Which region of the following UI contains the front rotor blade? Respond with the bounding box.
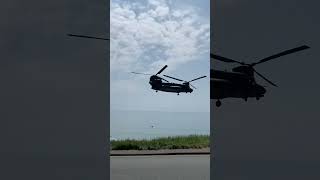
[253,69,278,87]
[163,75,184,82]
[211,53,245,65]
[131,72,152,75]
[67,34,109,41]
[188,75,207,83]
[252,45,310,66]
[156,65,168,75]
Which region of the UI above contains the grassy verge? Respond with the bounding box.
[111,135,209,150]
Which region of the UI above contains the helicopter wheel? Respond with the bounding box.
[156,90,158,92]
[177,93,179,95]
[244,98,248,102]
[216,100,221,107]
[256,97,260,100]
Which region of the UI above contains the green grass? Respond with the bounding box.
[111,135,210,150]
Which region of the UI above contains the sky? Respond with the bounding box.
[211,0,320,179]
[110,0,210,112]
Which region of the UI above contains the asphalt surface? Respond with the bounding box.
[111,155,210,180]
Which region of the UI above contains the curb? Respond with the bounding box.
[110,149,210,156]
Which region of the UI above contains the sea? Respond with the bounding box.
[110,110,210,140]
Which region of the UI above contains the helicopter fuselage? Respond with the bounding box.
[149,75,193,93]
[210,69,266,100]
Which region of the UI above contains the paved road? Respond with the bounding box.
[111,155,210,180]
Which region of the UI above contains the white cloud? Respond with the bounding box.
[110,0,210,74]
[148,0,166,7]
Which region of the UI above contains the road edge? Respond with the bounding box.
[110,148,210,156]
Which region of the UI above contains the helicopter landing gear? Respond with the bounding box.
[244,97,248,102]
[177,93,180,95]
[156,90,158,92]
[256,96,260,100]
[216,100,222,107]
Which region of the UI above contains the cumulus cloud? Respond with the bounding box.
[110,0,210,74]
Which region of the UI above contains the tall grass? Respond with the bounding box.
[111,135,209,150]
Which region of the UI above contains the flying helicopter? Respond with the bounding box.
[132,65,206,95]
[67,34,207,95]
[211,45,310,107]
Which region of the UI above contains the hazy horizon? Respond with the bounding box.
[111,109,210,140]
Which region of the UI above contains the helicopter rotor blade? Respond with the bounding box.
[188,75,207,83]
[67,34,110,41]
[253,68,278,87]
[156,65,168,75]
[163,75,184,82]
[211,53,246,65]
[190,83,197,89]
[159,77,170,82]
[131,72,153,75]
[252,45,310,66]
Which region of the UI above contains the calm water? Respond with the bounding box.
[110,110,210,140]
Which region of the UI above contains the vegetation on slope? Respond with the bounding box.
[111,135,209,150]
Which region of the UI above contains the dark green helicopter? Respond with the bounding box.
[211,45,310,107]
[132,65,206,95]
[67,34,206,95]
